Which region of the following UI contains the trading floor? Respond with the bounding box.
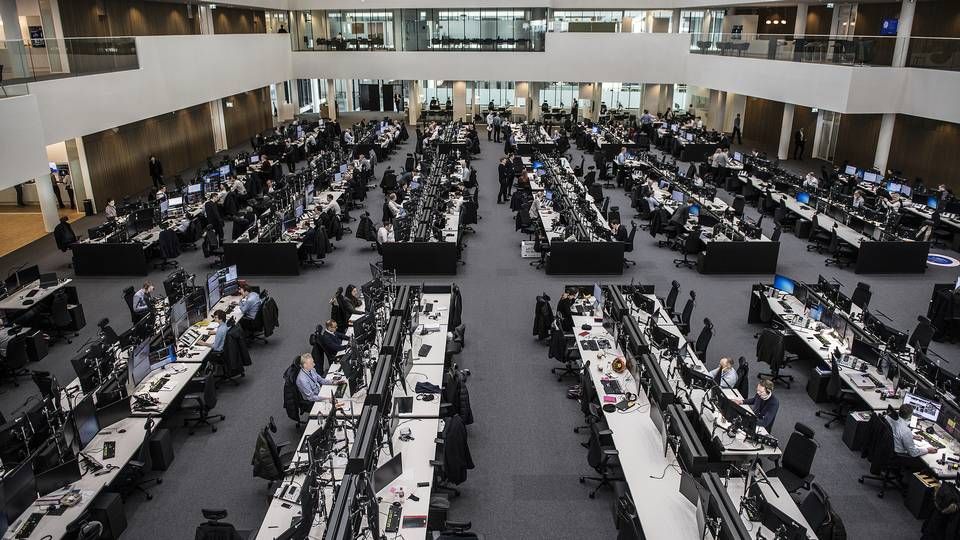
[0,129,957,540]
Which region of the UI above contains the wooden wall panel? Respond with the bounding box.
[854,2,899,66]
[223,88,274,149]
[212,7,266,35]
[742,96,785,154]
[833,114,882,170]
[59,0,199,37]
[912,0,960,38]
[888,115,960,191]
[83,104,214,205]
[806,5,833,36]
[790,106,818,162]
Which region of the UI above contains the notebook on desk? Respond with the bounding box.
[849,374,876,389]
[601,379,624,395]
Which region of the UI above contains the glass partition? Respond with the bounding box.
[400,9,546,51]
[908,37,960,72]
[0,37,138,87]
[690,33,896,67]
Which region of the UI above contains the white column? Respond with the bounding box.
[198,5,214,35]
[671,9,681,34]
[778,104,795,161]
[407,80,420,125]
[327,79,338,120]
[659,84,675,114]
[892,0,916,68]
[874,113,896,173]
[35,175,60,232]
[310,79,321,113]
[209,98,228,152]
[641,84,661,115]
[707,90,726,131]
[794,4,808,35]
[65,138,92,212]
[452,81,467,122]
[514,81,530,120]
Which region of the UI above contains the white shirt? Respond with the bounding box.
[377,226,395,244]
[388,200,402,217]
[804,175,819,189]
[105,204,117,219]
[323,200,341,216]
[344,132,354,144]
[886,416,925,458]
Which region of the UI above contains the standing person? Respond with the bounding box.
[497,157,511,204]
[793,128,806,160]
[50,173,65,209]
[394,94,401,112]
[63,172,76,210]
[732,113,743,145]
[148,155,164,189]
[485,111,495,141]
[14,183,25,207]
[104,198,118,220]
[571,99,579,121]
[492,113,502,143]
[132,281,155,322]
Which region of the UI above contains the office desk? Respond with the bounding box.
[3,417,150,540]
[725,476,818,540]
[570,312,703,540]
[0,279,73,314]
[374,418,441,539]
[382,207,462,275]
[913,420,960,480]
[131,362,203,417]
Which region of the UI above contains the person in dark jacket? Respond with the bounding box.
[148,155,164,189]
[53,216,78,252]
[556,288,576,332]
[442,414,474,485]
[497,157,511,204]
[204,194,224,243]
[319,319,349,360]
[734,379,779,432]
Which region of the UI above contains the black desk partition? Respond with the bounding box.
[72,243,149,276]
[698,241,780,274]
[223,242,301,276]
[856,240,929,274]
[547,241,624,275]
[382,242,459,275]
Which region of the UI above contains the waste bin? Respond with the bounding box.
[83,198,95,216]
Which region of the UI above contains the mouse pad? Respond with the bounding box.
[402,516,427,528]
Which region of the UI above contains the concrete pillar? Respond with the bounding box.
[344,81,355,112]
[66,138,93,212]
[644,11,655,33]
[452,81,467,123]
[514,81,530,121]
[671,9,681,34]
[586,83,602,122]
[528,82,541,121]
[209,98,228,152]
[198,5,214,34]
[778,104,795,160]
[35,175,60,232]
[0,0,26,78]
[892,0,916,68]
[407,80,420,125]
[311,79,321,113]
[794,3,808,35]
[701,11,713,41]
[707,90,726,131]
[874,113,896,173]
[658,84,675,114]
[641,84,661,116]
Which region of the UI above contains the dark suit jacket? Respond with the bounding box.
[149,160,163,178]
[613,226,628,242]
[204,200,223,227]
[319,330,348,356]
[669,204,690,226]
[742,393,780,432]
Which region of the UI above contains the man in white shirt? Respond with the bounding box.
[377,220,395,244]
[387,193,404,219]
[887,404,938,471]
[322,194,341,216]
[852,190,865,209]
[156,186,167,200]
[104,199,118,220]
[709,357,739,389]
[343,131,355,145]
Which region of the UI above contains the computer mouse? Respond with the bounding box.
[22,300,33,305]
[118,428,126,434]
[927,426,936,434]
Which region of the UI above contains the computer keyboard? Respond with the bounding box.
[920,431,945,450]
[814,334,832,347]
[867,374,884,388]
[417,344,432,357]
[149,375,171,393]
[385,504,402,533]
[16,513,43,539]
[24,289,40,298]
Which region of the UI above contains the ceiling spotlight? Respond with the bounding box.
[766,20,772,25]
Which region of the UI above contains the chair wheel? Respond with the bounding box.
[189,430,195,435]
[146,494,153,500]
[858,478,864,484]
[157,478,163,484]
[815,412,821,417]
[878,492,884,498]
[212,426,217,432]
[579,477,585,483]
[588,492,596,499]
[573,428,579,433]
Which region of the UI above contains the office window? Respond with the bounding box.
[601,82,643,110]
[622,10,674,33]
[399,9,545,51]
[552,10,624,32]
[473,81,515,107]
[297,79,313,110]
[542,82,579,108]
[421,80,452,106]
[327,10,394,49]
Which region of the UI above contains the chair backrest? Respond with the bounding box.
[783,422,817,479]
[665,281,680,312]
[625,223,637,253]
[851,282,871,309]
[51,292,72,327]
[826,357,842,398]
[695,318,713,357]
[202,375,218,409]
[828,230,840,252]
[733,196,745,213]
[771,226,782,242]
[123,286,135,314]
[798,483,830,533]
[910,317,935,350]
[736,357,750,397]
[684,230,700,252]
[4,337,30,369]
[681,292,696,326]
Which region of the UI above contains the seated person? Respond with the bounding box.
[610,220,628,242]
[669,197,695,226]
[887,403,938,471]
[733,379,779,432]
[319,319,349,358]
[295,353,342,402]
[238,283,262,333]
[322,194,341,216]
[556,288,577,332]
[709,357,738,389]
[132,281,155,321]
[53,216,78,252]
[340,284,365,315]
[377,220,395,244]
[199,309,229,356]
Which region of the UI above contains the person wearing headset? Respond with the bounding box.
[709,357,738,389]
[295,353,342,402]
[199,310,229,354]
[733,379,779,432]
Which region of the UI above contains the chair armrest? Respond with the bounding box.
[597,429,613,437]
[182,392,203,402]
[601,447,619,457]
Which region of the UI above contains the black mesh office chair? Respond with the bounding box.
[45,291,76,345]
[623,221,637,267]
[756,328,793,389]
[672,291,696,336]
[0,337,31,387]
[732,195,745,218]
[579,421,624,499]
[909,316,935,353]
[851,282,872,310]
[816,357,859,428]
[735,357,750,397]
[858,412,906,498]
[673,230,700,270]
[194,509,244,540]
[550,321,581,381]
[113,419,162,501]
[181,375,225,435]
[798,483,833,537]
[824,229,856,268]
[768,422,818,493]
[806,215,832,253]
[659,280,681,317]
[574,360,602,436]
[774,203,798,232]
[693,318,714,360]
[771,225,782,242]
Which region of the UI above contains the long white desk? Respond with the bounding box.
[0,279,73,314]
[725,475,817,540]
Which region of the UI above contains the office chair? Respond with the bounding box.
[194,509,245,540]
[816,357,859,428]
[245,307,269,345]
[0,337,31,387]
[824,229,856,268]
[673,230,700,270]
[851,282,871,310]
[770,226,782,242]
[930,212,953,248]
[181,375,225,435]
[623,222,637,267]
[693,318,714,360]
[774,203,797,232]
[45,291,77,345]
[202,227,224,268]
[550,322,581,381]
[671,291,696,336]
[432,521,485,540]
[798,483,833,537]
[155,228,181,270]
[301,229,326,268]
[768,422,818,493]
[735,357,750,397]
[635,197,653,228]
[530,236,550,270]
[909,316,935,353]
[574,360,602,436]
[806,215,832,253]
[253,417,294,489]
[113,419,162,501]
[123,286,137,324]
[659,280,681,317]
[731,195,746,219]
[756,328,794,389]
[445,324,467,370]
[858,413,906,498]
[579,421,624,499]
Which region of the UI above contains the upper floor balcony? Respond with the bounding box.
[0,37,138,98]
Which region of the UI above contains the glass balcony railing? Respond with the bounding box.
[907,37,960,72]
[689,33,897,67]
[0,37,138,90]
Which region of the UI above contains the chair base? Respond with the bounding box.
[825,256,853,268]
[579,472,624,499]
[673,257,696,269]
[815,407,845,428]
[623,257,636,267]
[183,412,226,435]
[552,362,579,381]
[858,470,905,498]
[758,370,794,389]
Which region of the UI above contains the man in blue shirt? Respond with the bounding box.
[132,281,155,323]
[295,353,341,402]
[200,310,229,354]
[238,283,261,333]
[887,403,938,471]
[733,379,779,432]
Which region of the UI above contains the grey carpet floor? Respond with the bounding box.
[1,129,957,539]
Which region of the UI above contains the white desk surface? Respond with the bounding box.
[0,279,73,312]
[571,312,703,540]
[725,476,818,540]
[3,417,150,540]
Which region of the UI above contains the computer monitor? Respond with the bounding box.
[373,452,403,493]
[927,196,939,210]
[900,185,912,197]
[39,273,58,288]
[167,196,183,208]
[170,298,188,338]
[717,390,758,435]
[159,199,169,214]
[886,182,902,194]
[219,165,231,177]
[282,218,295,230]
[129,339,152,388]
[844,165,857,176]
[671,190,685,203]
[733,151,743,162]
[532,161,544,170]
[671,124,679,133]
[904,392,941,422]
[187,183,202,194]
[808,304,824,322]
[796,192,810,204]
[3,460,37,523]
[222,265,239,295]
[207,272,222,312]
[862,171,880,184]
[16,265,40,286]
[593,283,603,307]
[295,204,304,219]
[96,397,132,429]
[592,127,599,134]
[773,274,796,295]
[685,133,694,142]
[73,394,100,449]
[35,458,82,496]
[249,155,260,164]
[335,172,343,183]
[689,204,700,217]
[150,344,176,371]
[340,164,348,174]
